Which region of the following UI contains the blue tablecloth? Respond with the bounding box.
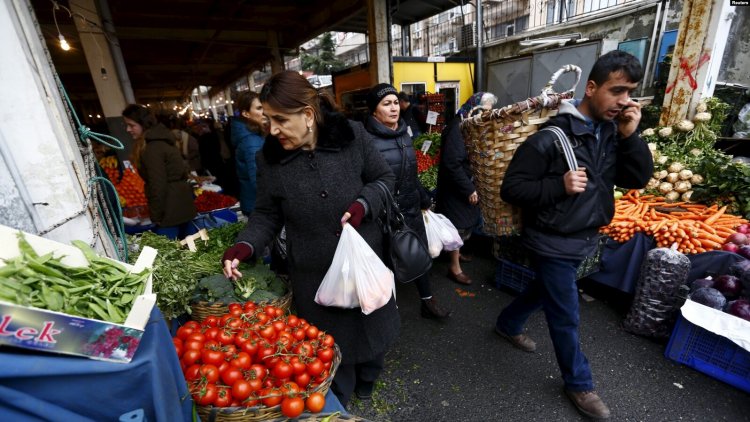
[0,307,193,422]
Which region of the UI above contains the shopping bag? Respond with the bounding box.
[423,210,464,253]
[315,224,395,315]
[423,211,445,258]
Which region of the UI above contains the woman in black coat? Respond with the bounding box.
[436,92,497,283]
[221,71,399,407]
[364,83,451,320]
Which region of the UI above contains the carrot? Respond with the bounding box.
[703,206,728,225]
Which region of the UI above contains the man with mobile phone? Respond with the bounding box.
[493,51,653,419]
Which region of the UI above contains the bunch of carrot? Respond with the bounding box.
[600,190,748,254]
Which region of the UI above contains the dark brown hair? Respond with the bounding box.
[122,104,157,130]
[259,71,337,126]
[236,90,263,133]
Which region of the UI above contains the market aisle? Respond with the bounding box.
[348,236,750,422]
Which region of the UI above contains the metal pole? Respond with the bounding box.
[476,0,484,92]
[96,0,135,104]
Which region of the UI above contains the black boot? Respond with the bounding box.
[421,297,452,319]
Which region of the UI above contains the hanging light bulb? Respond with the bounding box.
[58,34,71,51]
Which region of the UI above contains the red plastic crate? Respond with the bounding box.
[665,315,750,393]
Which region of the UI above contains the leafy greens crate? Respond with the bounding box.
[0,224,156,363]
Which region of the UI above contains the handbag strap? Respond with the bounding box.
[540,125,578,172]
[374,180,405,235]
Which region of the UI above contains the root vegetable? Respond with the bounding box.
[674,180,691,193]
[668,162,685,173]
[654,170,668,180]
[675,120,695,132]
[642,128,655,136]
[693,112,712,123]
[665,191,680,202]
[678,169,693,180]
[658,127,673,137]
[690,174,704,184]
[681,191,693,202]
[658,182,674,194]
[666,173,680,183]
[657,156,669,165]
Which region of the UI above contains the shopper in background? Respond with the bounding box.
[169,117,202,174]
[230,91,266,215]
[494,51,652,419]
[122,104,197,239]
[436,92,497,285]
[397,91,427,139]
[365,83,451,320]
[220,71,400,407]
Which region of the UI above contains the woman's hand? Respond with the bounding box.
[468,191,479,205]
[221,243,253,280]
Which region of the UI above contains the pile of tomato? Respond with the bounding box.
[194,191,238,213]
[172,302,334,418]
[416,150,440,173]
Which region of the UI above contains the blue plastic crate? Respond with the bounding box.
[665,315,750,393]
[493,258,535,294]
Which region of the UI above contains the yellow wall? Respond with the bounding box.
[392,61,475,107]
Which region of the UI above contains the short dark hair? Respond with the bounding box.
[588,50,643,85]
[397,91,410,102]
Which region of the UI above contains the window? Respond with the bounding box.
[400,83,426,96]
[547,0,576,24]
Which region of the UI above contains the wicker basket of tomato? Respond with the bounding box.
[173,302,341,421]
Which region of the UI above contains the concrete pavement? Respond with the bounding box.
[347,236,750,421]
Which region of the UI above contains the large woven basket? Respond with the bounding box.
[197,344,342,422]
[190,276,293,322]
[460,65,582,236]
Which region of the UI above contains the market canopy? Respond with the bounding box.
[29,0,462,103]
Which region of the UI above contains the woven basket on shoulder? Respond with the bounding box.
[460,64,582,236]
[197,344,342,422]
[190,276,293,322]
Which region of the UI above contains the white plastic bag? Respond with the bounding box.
[315,224,395,315]
[423,210,464,254]
[424,213,444,258]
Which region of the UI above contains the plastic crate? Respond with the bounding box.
[665,315,750,393]
[493,258,535,294]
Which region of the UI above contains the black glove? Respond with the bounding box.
[221,242,254,264]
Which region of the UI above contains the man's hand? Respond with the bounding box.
[618,99,642,138]
[468,191,479,205]
[564,167,588,195]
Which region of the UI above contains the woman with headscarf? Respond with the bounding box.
[220,71,400,406]
[364,83,452,320]
[436,92,497,284]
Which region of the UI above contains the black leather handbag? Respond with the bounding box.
[375,180,433,283]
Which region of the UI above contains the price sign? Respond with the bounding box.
[426,111,439,125]
[420,140,432,154]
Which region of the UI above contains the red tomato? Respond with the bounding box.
[243,301,257,312]
[286,315,300,327]
[193,383,218,406]
[320,334,335,348]
[229,307,243,318]
[247,364,268,381]
[230,351,252,370]
[261,388,283,407]
[201,348,225,366]
[203,339,221,349]
[290,357,307,375]
[291,328,306,342]
[305,325,319,340]
[181,349,201,366]
[231,380,253,401]
[203,327,220,340]
[240,338,259,356]
[183,340,204,351]
[279,381,300,398]
[184,320,201,330]
[317,347,334,363]
[306,358,324,377]
[176,325,196,341]
[214,386,232,407]
[173,343,184,358]
[256,344,276,363]
[294,341,314,358]
[228,303,243,313]
[255,312,270,324]
[186,332,206,343]
[247,377,263,393]
[294,372,311,388]
[220,367,244,386]
[217,330,235,345]
[272,320,287,333]
[226,318,243,330]
[223,344,238,359]
[184,364,202,381]
[272,361,294,379]
[201,315,220,328]
[281,397,305,418]
[258,324,276,341]
[199,364,220,384]
[314,369,329,384]
[306,392,326,413]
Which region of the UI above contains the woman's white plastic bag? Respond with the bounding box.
[423,210,464,253]
[315,224,395,315]
[424,212,444,258]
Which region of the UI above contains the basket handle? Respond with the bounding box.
[541,65,582,103]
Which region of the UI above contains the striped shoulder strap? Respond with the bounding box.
[540,125,578,172]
